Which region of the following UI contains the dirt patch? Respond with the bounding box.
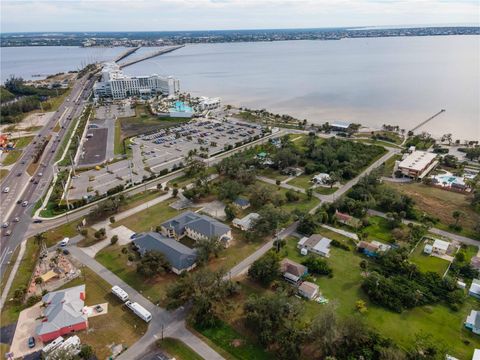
[387,182,480,231]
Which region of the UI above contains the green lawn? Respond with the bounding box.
[381,154,402,177]
[61,267,147,360]
[409,241,451,275]
[157,338,203,360]
[114,118,123,155]
[96,243,176,304]
[193,321,273,360]
[0,169,9,180]
[276,235,480,359]
[2,150,22,166]
[257,168,289,182]
[362,216,398,243]
[41,221,80,247]
[0,240,40,325]
[286,174,312,189]
[314,186,338,195]
[254,180,320,214]
[112,198,181,232]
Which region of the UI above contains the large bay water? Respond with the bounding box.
[2,36,479,139]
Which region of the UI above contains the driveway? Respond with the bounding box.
[10,302,42,358]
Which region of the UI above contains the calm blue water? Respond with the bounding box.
[2,36,479,139]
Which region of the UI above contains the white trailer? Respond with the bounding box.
[125,301,152,322]
[42,336,64,354]
[111,285,129,302]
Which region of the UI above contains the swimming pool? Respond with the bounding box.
[435,174,465,186]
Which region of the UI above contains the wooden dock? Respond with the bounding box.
[410,109,446,133]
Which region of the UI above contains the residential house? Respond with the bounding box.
[297,235,332,258]
[431,239,450,255]
[474,349,480,360]
[334,211,361,228]
[232,198,250,210]
[133,232,198,274]
[469,279,480,299]
[161,211,232,246]
[465,310,480,335]
[357,240,391,257]
[280,258,308,285]
[298,281,319,300]
[311,173,331,185]
[36,285,88,342]
[232,213,260,232]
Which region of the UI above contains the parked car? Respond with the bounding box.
[22,201,28,207]
[28,337,35,348]
[94,305,103,313]
[2,222,9,228]
[2,187,9,193]
[33,219,43,224]
[13,217,20,223]
[62,249,70,255]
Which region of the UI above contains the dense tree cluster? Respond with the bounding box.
[301,256,333,276]
[136,251,171,277]
[248,204,289,240]
[362,249,463,312]
[248,251,280,285]
[165,269,238,328]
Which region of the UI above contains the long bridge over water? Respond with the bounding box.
[118,45,185,69]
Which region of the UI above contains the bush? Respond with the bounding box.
[26,295,42,307]
[111,235,119,245]
[285,190,300,202]
[331,239,350,251]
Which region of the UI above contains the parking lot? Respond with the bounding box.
[67,118,265,200]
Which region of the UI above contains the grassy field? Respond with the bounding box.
[0,240,40,326]
[255,180,320,213]
[193,322,273,360]
[41,221,80,247]
[355,131,403,145]
[112,198,181,232]
[96,243,177,304]
[286,174,312,189]
[386,182,480,240]
[314,186,338,195]
[157,338,203,360]
[62,267,147,359]
[257,168,289,182]
[275,234,480,359]
[118,104,188,138]
[0,169,9,180]
[381,154,402,177]
[409,241,451,275]
[0,245,20,296]
[114,118,123,155]
[2,150,22,166]
[362,216,398,243]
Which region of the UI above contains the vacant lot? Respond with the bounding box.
[386,182,480,239]
[118,104,188,138]
[112,198,180,233]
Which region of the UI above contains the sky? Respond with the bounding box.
[1,0,479,33]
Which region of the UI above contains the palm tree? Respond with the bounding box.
[35,277,44,291]
[34,232,46,245]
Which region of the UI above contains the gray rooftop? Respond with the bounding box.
[36,285,87,336]
[162,211,230,239]
[134,232,197,271]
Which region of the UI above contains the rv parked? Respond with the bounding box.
[111,285,129,302]
[125,301,152,322]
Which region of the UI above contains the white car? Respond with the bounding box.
[2,222,9,228]
[2,187,9,193]
[22,201,28,207]
[59,237,70,247]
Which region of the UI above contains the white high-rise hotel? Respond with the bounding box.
[93,62,180,99]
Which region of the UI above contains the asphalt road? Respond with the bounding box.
[0,75,97,276]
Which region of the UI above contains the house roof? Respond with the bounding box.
[36,285,87,337]
[331,121,351,129]
[358,241,379,253]
[474,349,480,360]
[471,256,480,270]
[299,281,319,297]
[232,213,260,230]
[233,198,250,207]
[280,258,307,277]
[162,211,230,239]
[432,239,450,251]
[398,151,437,172]
[299,235,331,254]
[335,211,352,222]
[134,232,197,271]
[470,279,480,295]
[467,310,480,329]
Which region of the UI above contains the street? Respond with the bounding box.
[0,75,97,275]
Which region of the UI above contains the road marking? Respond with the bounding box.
[0,247,10,266]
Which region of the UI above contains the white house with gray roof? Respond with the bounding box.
[133,232,198,274]
[161,211,232,247]
[465,310,480,335]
